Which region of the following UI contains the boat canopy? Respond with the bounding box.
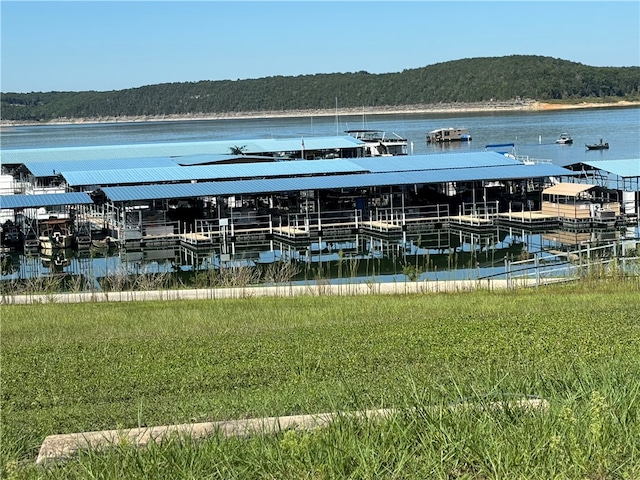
[542,183,596,197]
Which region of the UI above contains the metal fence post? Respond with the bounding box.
[505,257,511,288]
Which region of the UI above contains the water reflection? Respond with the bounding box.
[2,223,637,293]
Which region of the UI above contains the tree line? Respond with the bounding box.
[2,55,639,122]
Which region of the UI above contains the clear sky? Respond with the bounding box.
[1,1,639,93]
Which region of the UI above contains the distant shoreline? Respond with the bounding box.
[1,100,638,127]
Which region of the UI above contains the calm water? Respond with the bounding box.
[2,107,639,287]
[3,106,640,165]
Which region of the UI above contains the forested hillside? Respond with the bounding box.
[2,55,639,122]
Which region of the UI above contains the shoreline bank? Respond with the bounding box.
[2,100,638,128]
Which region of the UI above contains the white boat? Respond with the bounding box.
[345,130,408,156]
[39,218,75,250]
[426,127,472,143]
[555,133,573,144]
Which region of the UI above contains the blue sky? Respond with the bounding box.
[1,1,639,93]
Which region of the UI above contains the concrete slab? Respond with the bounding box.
[37,399,549,465]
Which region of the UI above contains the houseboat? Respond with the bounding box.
[345,130,408,156]
[426,127,472,143]
[39,218,75,251]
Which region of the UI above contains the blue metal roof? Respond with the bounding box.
[24,157,179,177]
[349,151,520,173]
[173,154,277,166]
[61,152,536,187]
[563,159,640,178]
[101,163,575,202]
[0,136,364,165]
[22,155,282,177]
[62,159,369,187]
[0,192,93,209]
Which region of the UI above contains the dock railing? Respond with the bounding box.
[230,213,272,235]
[451,201,499,227]
[402,204,450,223]
[275,209,362,238]
[365,204,450,231]
[459,201,500,219]
[494,242,640,288]
[314,209,361,230]
[277,213,310,237]
[367,207,402,230]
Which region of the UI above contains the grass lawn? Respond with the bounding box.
[2,278,640,479]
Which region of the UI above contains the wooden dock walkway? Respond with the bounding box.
[180,232,213,248]
[449,215,494,227]
[496,211,560,227]
[361,220,403,232]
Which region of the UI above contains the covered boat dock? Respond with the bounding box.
[57,152,577,249]
[560,159,640,222]
[1,138,587,253]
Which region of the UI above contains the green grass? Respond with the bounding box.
[2,278,640,478]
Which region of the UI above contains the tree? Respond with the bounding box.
[229,145,247,155]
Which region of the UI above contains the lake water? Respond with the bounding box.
[3,106,640,164]
[2,107,639,289]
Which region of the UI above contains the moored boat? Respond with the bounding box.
[39,218,75,250]
[1,220,23,249]
[345,129,408,156]
[555,133,573,144]
[426,127,472,143]
[586,139,609,150]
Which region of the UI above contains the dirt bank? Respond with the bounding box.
[2,100,638,127]
[532,100,640,111]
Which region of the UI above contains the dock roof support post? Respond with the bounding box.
[483,184,487,220]
[317,192,321,232]
[472,181,477,217]
[121,203,126,237]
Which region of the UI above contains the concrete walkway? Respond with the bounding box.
[2,278,555,305]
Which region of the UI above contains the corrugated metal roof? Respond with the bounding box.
[101,163,575,202]
[563,159,640,178]
[0,136,364,165]
[23,155,282,177]
[0,192,93,209]
[542,183,597,196]
[349,151,520,172]
[63,159,368,187]
[24,157,178,177]
[61,152,541,187]
[174,154,277,166]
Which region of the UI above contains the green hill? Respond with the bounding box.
[2,55,639,122]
